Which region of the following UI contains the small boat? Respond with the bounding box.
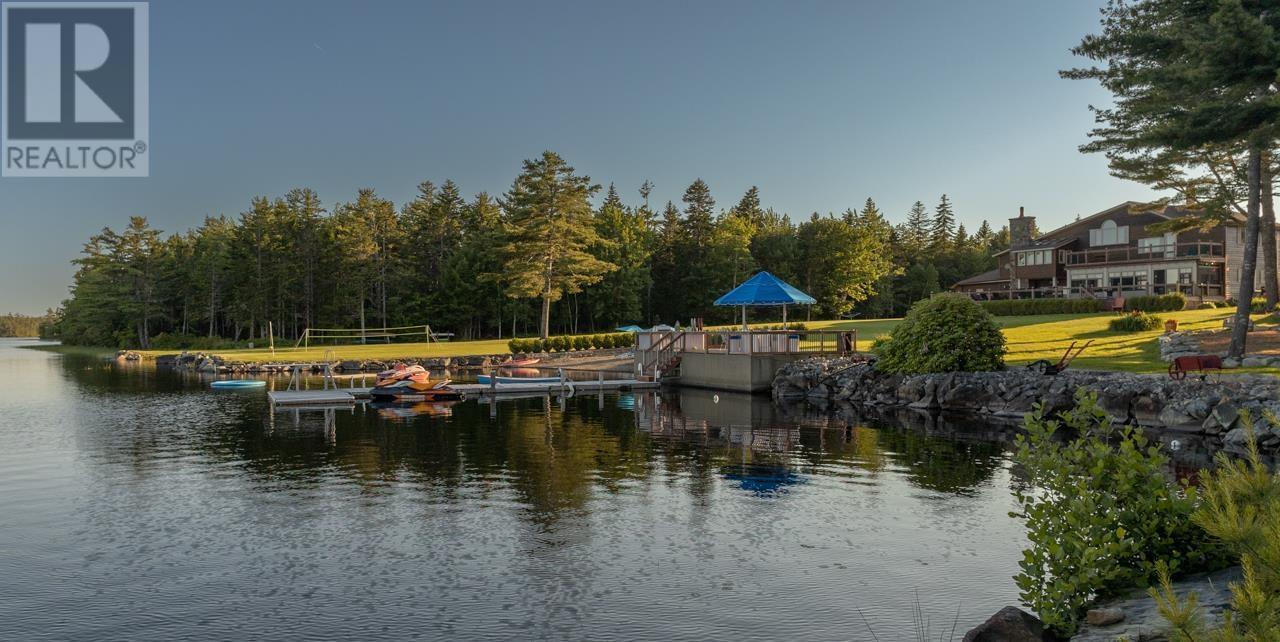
[476,374,566,386]
[211,379,267,390]
[496,357,540,368]
[370,364,463,401]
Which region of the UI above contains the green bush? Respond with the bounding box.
[148,332,254,351]
[1012,392,1216,637]
[1109,311,1163,332]
[507,338,523,353]
[978,298,1106,316]
[614,333,635,348]
[1126,293,1187,313]
[570,335,587,351]
[601,334,616,348]
[876,293,1005,374]
[1197,302,1217,310]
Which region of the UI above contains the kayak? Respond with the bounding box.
[496,358,541,368]
[211,380,266,390]
[476,374,565,385]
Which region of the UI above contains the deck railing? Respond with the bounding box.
[636,329,856,377]
[1064,242,1225,267]
[964,284,1225,301]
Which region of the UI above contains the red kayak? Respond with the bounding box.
[497,358,540,368]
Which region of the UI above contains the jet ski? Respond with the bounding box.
[370,364,463,401]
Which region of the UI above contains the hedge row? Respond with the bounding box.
[1124,292,1187,312]
[508,333,636,354]
[978,298,1106,316]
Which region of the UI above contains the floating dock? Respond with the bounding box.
[268,378,658,407]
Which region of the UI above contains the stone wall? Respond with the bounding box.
[773,357,1280,456]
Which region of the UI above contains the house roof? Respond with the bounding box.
[993,236,1076,257]
[953,268,1008,286]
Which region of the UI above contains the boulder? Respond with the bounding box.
[1084,608,1124,627]
[962,606,1049,642]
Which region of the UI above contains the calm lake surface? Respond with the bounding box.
[0,339,1028,641]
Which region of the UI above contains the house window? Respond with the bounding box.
[1016,249,1054,266]
[1108,270,1148,288]
[1138,233,1176,257]
[1089,219,1129,246]
[1070,273,1103,289]
[1177,268,1192,285]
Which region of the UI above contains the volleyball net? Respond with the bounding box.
[294,324,448,349]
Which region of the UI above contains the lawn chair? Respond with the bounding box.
[1026,340,1094,375]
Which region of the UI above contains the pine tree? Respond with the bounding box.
[498,151,616,339]
[930,194,956,251]
[902,200,930,256]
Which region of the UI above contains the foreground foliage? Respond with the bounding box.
[875,293,1005,374]
[1154,417,1280,641]
[1012,393,1216,637]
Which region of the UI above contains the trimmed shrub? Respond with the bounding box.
[1109,311,1162,332]
[1125,292,1186,313]
[601,334,616,348]
[1197,302,1217,310]
[570,335,587,351]
[507,338,523,353]
[978,298,1105,316]
[876,293,1005,374]
[615,332,635,348]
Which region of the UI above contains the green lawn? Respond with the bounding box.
[126,307,1274,375]
[804,308,1263,373]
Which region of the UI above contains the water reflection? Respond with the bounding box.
[0,341,1029,641]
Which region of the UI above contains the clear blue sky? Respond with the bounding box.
[0,0,1154,315]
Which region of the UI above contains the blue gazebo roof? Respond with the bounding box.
[713,271,816,307]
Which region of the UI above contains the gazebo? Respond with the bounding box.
[713,271,816,330]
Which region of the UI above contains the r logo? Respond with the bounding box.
[6,6,134,138]
[2,2,148,176]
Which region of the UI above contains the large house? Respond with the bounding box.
[951,202,1267,304]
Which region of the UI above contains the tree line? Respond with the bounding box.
[49,150,1007,348]
[0,313,53,337]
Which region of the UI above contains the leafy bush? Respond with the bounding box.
[614,332,635,348]
[601,334,616,348]
[1109,311,1163,332]
[876,293,1005,374]
[507,338,523,354]
[1197,302,1218,310]
[570,335,586,351]
[1123,292,1186,312]
[1012,392,1216,637]
[1153,415,1280,641]
[749,322,809,331]
[978,298,1106,316]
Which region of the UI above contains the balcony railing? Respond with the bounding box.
[1064,242,1224,266]
[963,284,1225,301]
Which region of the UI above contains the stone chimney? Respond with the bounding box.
[1009,206,1036,249]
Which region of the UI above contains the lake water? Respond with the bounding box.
[0,339,1028,641]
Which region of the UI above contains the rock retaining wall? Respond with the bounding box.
[773,357,1280,456]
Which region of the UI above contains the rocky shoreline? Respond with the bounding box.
[773,357,1280,457]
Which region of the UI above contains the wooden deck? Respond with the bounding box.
[268,378,658,407]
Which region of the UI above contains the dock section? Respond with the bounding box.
[268,378,657,408]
